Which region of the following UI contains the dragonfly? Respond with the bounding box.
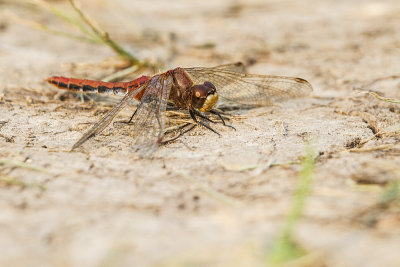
[46,62,312,157]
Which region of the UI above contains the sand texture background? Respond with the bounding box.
[0,0,400,266]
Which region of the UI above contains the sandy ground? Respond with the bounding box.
[1,0,400,266]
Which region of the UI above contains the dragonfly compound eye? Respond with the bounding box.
[192,84,209,99]
[191,82,219,112]
[204,81,216,91]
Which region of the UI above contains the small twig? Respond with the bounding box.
[0,158,50,173]
[68,0,140,65]
[17,0,143,66]
[355,88,400,104]
[27,0,100,41]
[349,144,394,153]
[368,92,400,104]
[0,175,47,191]
[7,10,98,43]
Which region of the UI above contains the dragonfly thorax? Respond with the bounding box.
[191,81,218,112]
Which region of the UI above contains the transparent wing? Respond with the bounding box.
[72,84,147,150]
[184,65,312,106]
[210,62,247,73]
[129,73,173,157]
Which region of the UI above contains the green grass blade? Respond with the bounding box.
[28,0,101,42]
[268,142,316,264]
[0,158,50,174]
[68,0,140,65]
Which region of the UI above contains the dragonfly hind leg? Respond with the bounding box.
[162,123,196,144]
[127,108,138,123]
[127,101,178,124]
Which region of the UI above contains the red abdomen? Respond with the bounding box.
[46,76,150,99]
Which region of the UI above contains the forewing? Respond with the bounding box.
[72,84,146,150]
[184,66,312,106]
[211,62,247,73]
[129,73,173,157]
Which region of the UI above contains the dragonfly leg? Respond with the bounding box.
[166,106,180,111]
[114,106,139,125]
[166,102,177,109]
[194,109,235,131]
[162,123,196,144]
[193,109,215,123]
[189,109,220,136]
[209,110,236,130]
[128,101,173,124]
[122,101,163,125]
[127,107,138,123]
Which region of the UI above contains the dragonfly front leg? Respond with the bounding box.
[209,109,236,130]
[189,109,220,136]
[193,109,236,131]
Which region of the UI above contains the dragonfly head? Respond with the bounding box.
[191,81,218,112]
